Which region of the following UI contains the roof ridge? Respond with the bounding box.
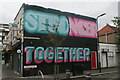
[106,24,118,32]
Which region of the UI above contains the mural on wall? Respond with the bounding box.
[25,47,91,64]
[24,10,97,38]
[23,9,97,69]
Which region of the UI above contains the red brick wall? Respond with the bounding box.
[99,33,117,43]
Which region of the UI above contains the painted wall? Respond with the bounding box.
[24,10,97,38]
[25,47,91,64]
[23,8,98,76]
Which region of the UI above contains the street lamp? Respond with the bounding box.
[96,13,106,30]
[97,13,106,19]
[96,13,106,73]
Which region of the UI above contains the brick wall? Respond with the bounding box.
[98,24,117,44]
[99,32,117,43]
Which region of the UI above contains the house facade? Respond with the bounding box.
[98,24,118,68]
[0,24,9,51]
[0,24,9,65]
[0,23,9,79]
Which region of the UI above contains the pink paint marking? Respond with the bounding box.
[63,49,69,62]
[68,17,97,38]
[25,48,32,64]
[64,52,68,62]
[44,50,53,63]
[64,60,68,62]
[55,49,63,63]
[69,48,75,62]
[55,60,63,63]
[69,48,72,62]
[34,50,43,63]
[72,58,77,62]
[77,59,84,62]
[86,50,91,61]
[86,59,90,61]
[77,49,84,62]
[59,50,65,53]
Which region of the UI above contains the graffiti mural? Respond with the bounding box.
[25,47,91,64]
[24,10,97,38]
[24,10,69,36]
[23,8,98,75]
[68,17,97,38]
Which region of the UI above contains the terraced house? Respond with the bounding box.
[98,24,119,68]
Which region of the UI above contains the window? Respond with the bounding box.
[108,51,114,57]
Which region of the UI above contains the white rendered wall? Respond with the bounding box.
[99,43,118,68]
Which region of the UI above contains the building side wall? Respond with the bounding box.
[22,6,98,76]
[12,6,24,76]
[107,33,117,43]
[99,33,117,44]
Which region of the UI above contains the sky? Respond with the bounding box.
[0,0,119,30]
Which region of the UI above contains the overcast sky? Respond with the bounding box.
[0,0,119,30]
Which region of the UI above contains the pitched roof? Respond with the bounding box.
[98,24,118,36]
[109,25,118,32]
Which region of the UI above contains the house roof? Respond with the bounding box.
[98,24,118,36]
[109,25,118,32]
